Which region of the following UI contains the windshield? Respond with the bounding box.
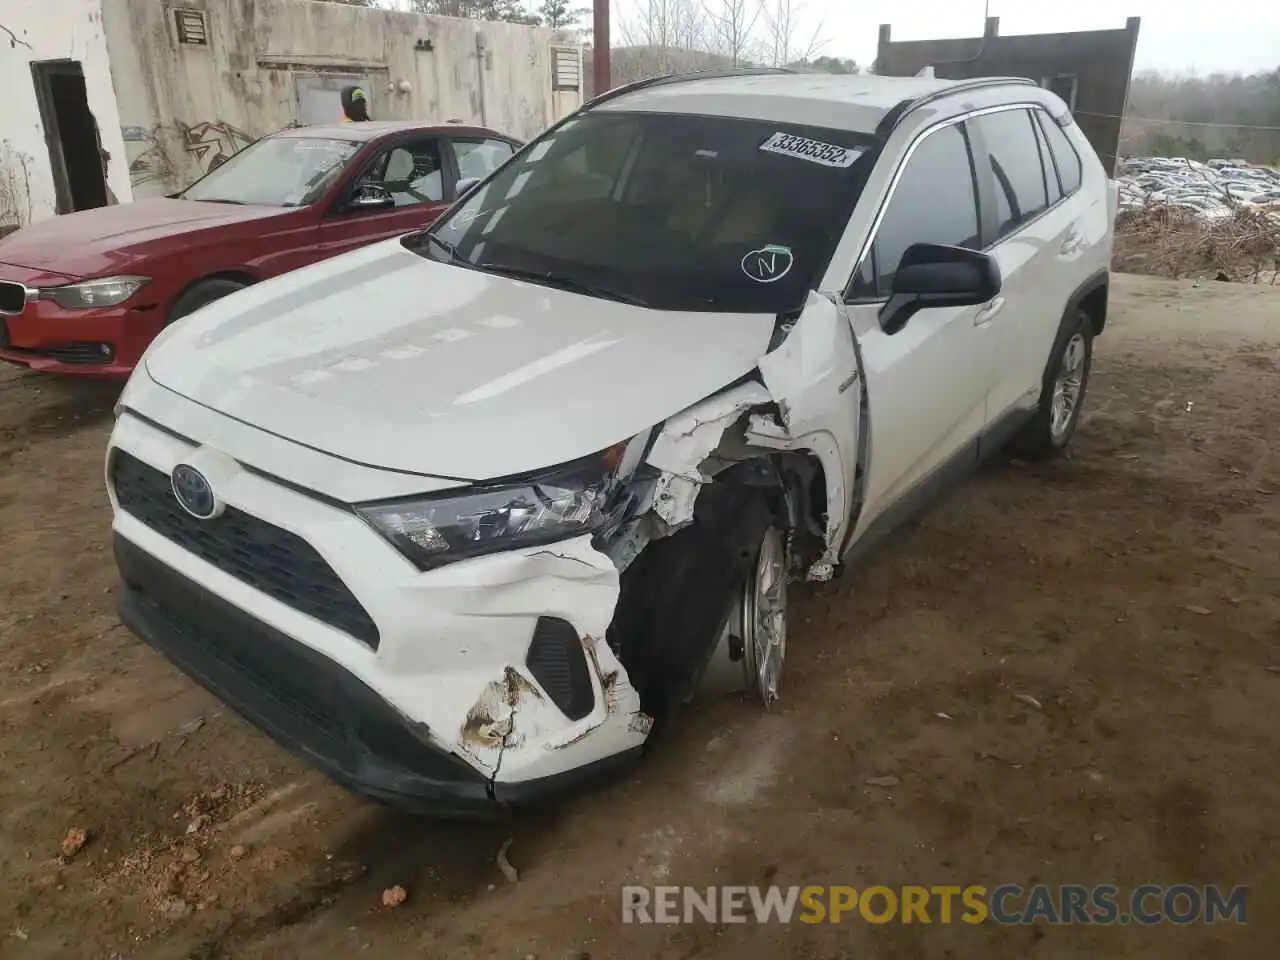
[413,110,877,312]
[182,136,361,206]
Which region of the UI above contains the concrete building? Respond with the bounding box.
[876,16,1141,176]
[0,0,133,235]
[1,0,583,227]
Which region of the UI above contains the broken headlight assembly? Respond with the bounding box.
[356,446,628,571]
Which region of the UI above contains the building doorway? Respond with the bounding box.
[31,60,109,214]
[295,73,376,127]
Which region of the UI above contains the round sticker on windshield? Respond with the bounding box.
[741,244,794,284]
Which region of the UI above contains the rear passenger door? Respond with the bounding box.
[967,107,1085,426]
[843,120,997,535]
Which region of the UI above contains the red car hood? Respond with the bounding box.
[0,199,287,279]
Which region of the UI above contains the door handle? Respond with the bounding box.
[1060,230,1084,255]
[974,296,1005,326]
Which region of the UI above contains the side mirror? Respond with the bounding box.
[348,185,395,211]
[455,177,482,198]
[880,243,1001,335]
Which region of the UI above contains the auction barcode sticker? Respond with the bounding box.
[759,132,860,168]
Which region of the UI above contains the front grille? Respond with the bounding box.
[44,342,114,364]
[0,341,114,364]
[0,281,27,316]
[115,535,486,794]
[110,450,380,649]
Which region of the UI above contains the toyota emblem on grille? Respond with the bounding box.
[171,464,219,519]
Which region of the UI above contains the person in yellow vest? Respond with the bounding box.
[340,86,370,123]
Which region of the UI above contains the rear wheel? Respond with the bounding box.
[168,278,248,324]
[1011,308,1094,460]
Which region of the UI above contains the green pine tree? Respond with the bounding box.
[537,0,589,29]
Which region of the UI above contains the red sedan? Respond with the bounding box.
[0,121,519,378]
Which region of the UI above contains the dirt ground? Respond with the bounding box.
[0,272,1277,960]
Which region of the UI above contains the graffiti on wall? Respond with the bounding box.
[181,120,254,173]
[0,141,34,236]
[125,119,256,192]
[125,125,174,189]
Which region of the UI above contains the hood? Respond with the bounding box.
[144,240,778,481]
[0,199,285,279]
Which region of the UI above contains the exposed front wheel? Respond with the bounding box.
[741,525,788,705]
[699,524,790,706]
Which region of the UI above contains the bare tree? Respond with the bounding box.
[761,0,825,67]
[702,0,763,66]
[622,1,710,53]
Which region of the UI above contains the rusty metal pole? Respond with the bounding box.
[593,0,611,95]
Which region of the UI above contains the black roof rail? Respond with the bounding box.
[874,76,1039,138]
[581,67,798,112]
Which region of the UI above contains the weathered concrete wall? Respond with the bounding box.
[876,16,1141,177]
[102,0,583,199]
[0,0,132,231]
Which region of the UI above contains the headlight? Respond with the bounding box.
[39,275,150,309]
[356,449,623,571]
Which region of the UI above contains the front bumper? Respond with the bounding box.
[106,409,651,814]
[0,299,161,379]
[115,536,640,816]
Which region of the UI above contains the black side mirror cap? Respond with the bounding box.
[880,243,1002,335]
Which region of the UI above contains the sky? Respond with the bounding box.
[615,0,1280,76]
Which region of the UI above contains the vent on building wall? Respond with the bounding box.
[174,9,209,46]
[551,46,580,92]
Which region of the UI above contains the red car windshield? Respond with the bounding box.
[182,137,361,207]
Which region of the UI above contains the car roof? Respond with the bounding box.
[592,71,1039,135]
[270,120,499,142]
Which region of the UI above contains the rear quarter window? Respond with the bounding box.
[1037,112,1083,195]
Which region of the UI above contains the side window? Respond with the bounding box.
[1037,111,1083,195]
[454,137,515,182]
[972,109,1050,240]
[1032,114,1063,204]
[355,138,444,207]
[852,123,980,298]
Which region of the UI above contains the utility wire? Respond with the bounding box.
[1074,110,1280,132]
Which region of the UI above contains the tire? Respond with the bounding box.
[167,278,248,324]
[1011,307,1095,461]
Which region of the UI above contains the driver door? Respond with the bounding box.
[842,120,998,541]
[316,135,453,261]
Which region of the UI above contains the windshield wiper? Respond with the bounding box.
[423,232,457,263]
[192,198,246,205]
[475,263,650,307]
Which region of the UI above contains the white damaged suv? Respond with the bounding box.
[106,70,1114,815]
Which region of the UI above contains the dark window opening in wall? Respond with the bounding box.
[1044,74,1079,112]
[552,47,581,91]
[30,60,109,215]
[174,9,210,46]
